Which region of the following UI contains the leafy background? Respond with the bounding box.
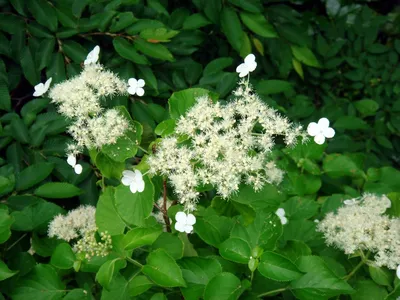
[0,0,400,299]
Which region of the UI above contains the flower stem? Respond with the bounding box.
[126,257,143,268]
[162,179,171,233]
[343,251,370,281]
[257,287,287,298]
[137,145,149,154]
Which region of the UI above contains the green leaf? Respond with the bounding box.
[195,214,233,248]
[128,275,153,297]
[354,99,379,117]
[240,12,277,38]
[34,182,81,198]
[220,7,244,52]
[219,238,251,264]
[63,289,91,300]
[281,196,318,220]
[0,260,18,281]
[155,119,176,137]
[182,13,211,30]
[0,80,11,111]
[369,265,393,287]
[323,154,365,179]
[123,226,162,250]
[256,80,293,95]
[96,258,127,290]
[203,57,233,75]
[96,187,126,235]
[291,45,321,68]
[110,12,136,33]
[168,88,218,120]
[100,273,130,300]
[95,152,125,179]
[334,116,369,130]
[140,27,179,42]
[228,0,263,13]
[62,40,87,63]
[113,37,149,65]
[114,176,154,226]
[11,264,66,300]
[0,208,13,244]
[27,0,58,32]
[16,162,54,191]
[20,47,39,86]
[258,251,302,281]
[278,240,312,262]
[46,52,66,83]
[134,39,174,62]
[152,232,184,259]
[204,272,243,300]
[51,243,76,269]
[351,280,387,300]
[142,249,186,287]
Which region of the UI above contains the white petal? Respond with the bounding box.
[92,45,100,56]
[247,61,257,72]
[44,77,52,91]
[318,117,330,129]
[244,54,256,64]
[136,179,145,193]
[128,78,138,88]
[134,169,143,179]
[121,176,133,186]
[184,225,193,234]
[130,183,138,193]
[323,127,335,139]
[236,63,246,74]
[280,216,288,225]
[33,83,45,97]
[276,208,285,218]
[314,134,325,145]
[186,214,196,225]
[67,155,76,167]
[384,198,391,208]
[239,68,249,77]
[127,86,137,95]
[396,265,400,279]
[175,212,187,223]
[122,170,136,178]
[307,122,319,136]
[74,164,83,174]
[175,221,185,233]
[137,79,145,87]
[136,87,145,97]
[344,199,356,206]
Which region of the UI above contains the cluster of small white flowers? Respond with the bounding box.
[148,80,307,212]
[317,194,400,270]
[48,205,111,259]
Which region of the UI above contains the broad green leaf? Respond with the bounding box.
[369,265,393,287]
[27,0,58,32]
[0,260,18,281]
[256,80,292,95]
[16,162,54,191]
[154,119,176,137]
[283,220,317,243]
[0,80,11,112]
[293,58,304,79]
[230,183,283,210]
[11,200,63,233]
[34,182,82,198]
[179,257,222,299]
[128,275,153,297]
[281,196,318,220]
[323,154,365,179]
[110,12,136,32]
[63,289,91,300]
[203,57,233,75]
[220,7,243,52]
[96,187,126,235]
[95,152,125,179]
[0,208,13,243]
[20,47,39,86]
[114,176,154,226]
[96,259,127,290]
[50,243,76,269]
[219,238,251,264]
[291,45,321,68]
[258,251,302,281]
[11,264,66,300]
[168,88,218,120]
[134,39,174,62]
[100,273,130,300]
[62,40,87,63]
[354,99,379,117]
[195,214,233,248]
[142,249,186,287]
[182,13,211,30]
[282,171,321,195]
[228,0,263,12]
[46,52,66,83]
[140,27,179,42]
[123,226,162,250]
[113,37,149,65]
[204,272,243,300]
[152,232,184,259]
[351,280,387,300]
[240,12,277,38]
[278,240,312,262]
[334,116,369,130]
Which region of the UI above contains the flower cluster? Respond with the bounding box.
[148,80,306,212]
[317,194,400,270]
[48,205,112,259]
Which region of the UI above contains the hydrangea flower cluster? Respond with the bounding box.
[317,194,400,270]
[148,80,307,212]
[48,205,112,259]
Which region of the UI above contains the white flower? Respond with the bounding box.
[344,199,358,206]
[84,45,100,65]
[121,170,145,193]
[236,54,257,77]
[397,265,400,279]
[174,212,196,233]
[275,208,288,225]
[127,78,145,96]
[307,117,335,145]
[33,77,52,97]
[67,155,83,174]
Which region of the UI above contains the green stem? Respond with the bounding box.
[257,287,287,298]
[343,251,370,281]
[137,145,149,154]
[126,257,143,268]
